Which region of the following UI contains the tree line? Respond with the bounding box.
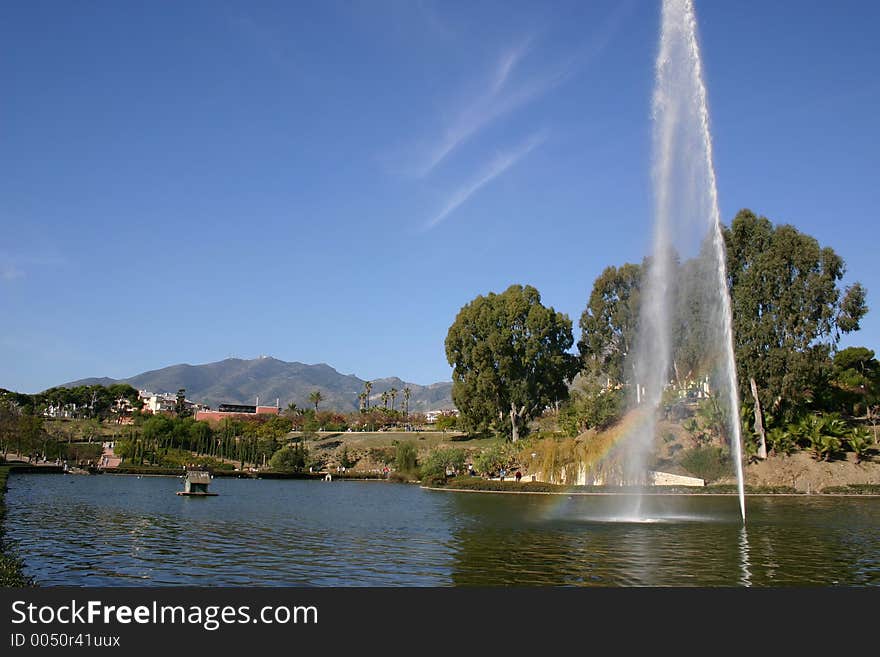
[445,209,875,462]
[0,387,453,470]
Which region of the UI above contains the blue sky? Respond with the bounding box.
[2,0,878,393]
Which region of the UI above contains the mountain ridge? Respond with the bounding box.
[62,356,454,412]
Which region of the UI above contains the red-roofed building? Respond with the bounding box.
[195,401,280,423]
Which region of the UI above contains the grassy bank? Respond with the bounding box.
[0,466,31,586]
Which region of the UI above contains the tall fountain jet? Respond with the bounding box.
[632,0,746,521]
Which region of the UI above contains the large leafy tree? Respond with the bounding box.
[725,209,868,429]
[577,263,642,384]
[830,346,879,417]
[445,284,578,442]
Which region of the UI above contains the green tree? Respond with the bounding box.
[339,445,355,469]
[435,413,458,432]
[473,443,514,476]
[269,444,308,472]
[830,347,879,416]
[420,447,466,485]
[446,284,578,442]
[108,383,140,409]
[577,264,642,384]
[309,390,323,413]
[389,388,398,412]
[395,441,418,473]
[175,389,192,418]
[725,210,868,430]
[363,381,372,411]
[559,378,624,436]
[403,387,412,419]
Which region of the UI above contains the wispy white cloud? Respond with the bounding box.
[1,263,24,281]
[411,38,565,178]
[403,0,634,179]
[424,130,547,230]
[0,251,66,283]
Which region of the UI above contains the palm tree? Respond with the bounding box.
[286,402,299,416]
[364,381,372,411]
[403,387,412,419]
[793,414,843,462]
[766,426,796,456]
[381,391,389,409]
[358,392,367,412]
[309,390,323,413]
[389,388,398,412]
[847,427,872,464]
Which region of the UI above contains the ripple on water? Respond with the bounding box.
[4,475,879,586]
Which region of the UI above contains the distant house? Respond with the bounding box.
[425,409,459,424]
[139,391,176,414]
[44,403,79,419]
[138,390,197,415]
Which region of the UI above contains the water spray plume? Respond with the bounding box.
[632,0,746,521]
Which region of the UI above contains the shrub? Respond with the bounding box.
[679,446,731,483]
[368,447,395,465]
[269,444,309,472]
[789,414,849,461]
[559,382,624,436]
[809,434,841,462]
[846,428,873,463]
[442,476,563,492]
[435,415,458,431]
[420,447,466,486]
[472,443,514,476]
[766,427,797,456]
[339,445,356,469]
[821,484,880,495]
[395,441,418,473]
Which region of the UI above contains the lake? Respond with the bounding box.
[4,473,879,586]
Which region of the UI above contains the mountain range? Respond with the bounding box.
[63,357,454,413]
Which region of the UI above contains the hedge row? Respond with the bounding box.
[821,484,880,495]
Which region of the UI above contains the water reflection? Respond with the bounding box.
[4,475,879,586]
[739,526,752,587]
[445,492,880,586]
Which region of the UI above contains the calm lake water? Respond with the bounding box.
[5,473,879,586]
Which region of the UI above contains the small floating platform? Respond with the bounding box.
[177,468,217,496]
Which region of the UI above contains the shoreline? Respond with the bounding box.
[0,466,31,586]
[422,484,880,497]
[424,487,880,497]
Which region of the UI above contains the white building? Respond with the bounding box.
[425,409,459,424]
[138,390,194,414]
